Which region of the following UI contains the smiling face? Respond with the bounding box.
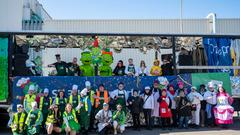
[102,54,113,66]
[80,52,92,65]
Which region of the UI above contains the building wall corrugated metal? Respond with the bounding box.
[34,48,172,76]
[217,19,240,34]
[42,19,212,34]
[0,0,23,32]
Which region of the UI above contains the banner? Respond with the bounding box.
[0,38,8,101]
[12,74,191,111]
[203,38,233,75]
[191,72,231,94]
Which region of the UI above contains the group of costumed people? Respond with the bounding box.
[10,78,234,135]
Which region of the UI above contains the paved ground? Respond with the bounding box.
[1,119,239,135]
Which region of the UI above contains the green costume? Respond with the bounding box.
[39,96,52,127]
[25,109,43,135]
[80,51,94,76]
[99,54,113,76]
[11,112,27,135]
[62,110,80,131]
[79,96,92,130]
[112,110,126,125]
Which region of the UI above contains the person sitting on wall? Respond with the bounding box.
[113,60,126,76]
[150,59,162,76]
[67,57,82,76]
[48,54,68,76]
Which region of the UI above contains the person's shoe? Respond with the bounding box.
[114,130,117,135]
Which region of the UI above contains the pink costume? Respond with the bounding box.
[213,92,234,125]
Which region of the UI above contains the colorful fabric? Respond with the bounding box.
[213,92,234,124]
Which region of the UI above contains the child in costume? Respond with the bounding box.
[150,59,162,76]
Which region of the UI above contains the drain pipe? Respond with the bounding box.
[206,13,216,34]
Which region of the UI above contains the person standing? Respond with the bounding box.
[95,84,110,114]
[151,80,161,127]
[68,85,81,124]
[23,85,36,113]
[159,89,172,130]
[113,60,126,76]
[214,84,234,128]
[48,54,68,76]
[54,89,67,122]
[188,86,203,128]
[161,58,174,76]
[25,102,43,135]
[62,103,80,135]
[111,82,128,113]
[11,104,27,135]
[113,104,126,135]
[125,58,137,76]
[39,88,52,129]
[95,103,112,135]
[127,89,143,130]
[167,84,178,128]
[142,86,154,130]
[177,90,192,129]
[67,57,82,76]
[203,82,217,127]
[77,88,92,135]
[199,84,207,127]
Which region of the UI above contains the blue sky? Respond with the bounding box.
[39,0,240,19]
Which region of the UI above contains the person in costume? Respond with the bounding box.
[127,89,143,130]
[177,90,191,129]
[199,84,207,127]
[45,104,62,135]
[39,88,52,129]
[136,60,150,76]
[167,84,178,127]
[203,82,217,127]
[11,104,27,135]
[25,102,43,135]
[62,103,80,135]
[113,104,126,135]
[68,85,81,123]
[113,60,126,76]
[48,54,68,76]
[24,85,36,113]
[158,89,172,130]
[53,89,67,122]
[150,59,162,76]
[125,58,137,76]
[151,80,161,127]
[142,86,154,130]
[99,53,113,76]
[213,84,234,127]
[80,51,94,76]
[76,88,92,135]
[95,103,112,135]
[111,82,129,113]
[188,86,203,128]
